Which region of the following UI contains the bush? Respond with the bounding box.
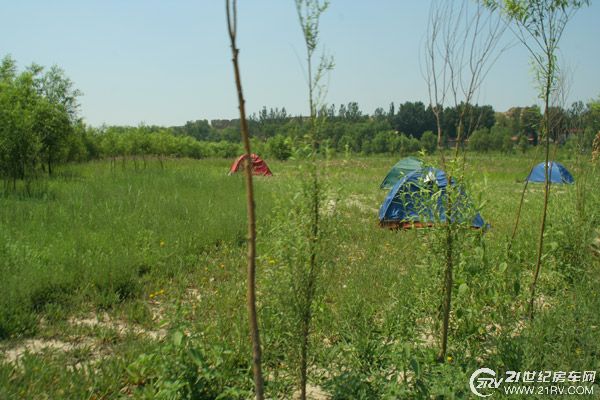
[267,134,292,160]
[420,131,436,154]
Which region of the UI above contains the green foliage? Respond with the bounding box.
[267,134,292,161]
[420,130,437,154]
[125,331,253,399]
[469,126,512,152]
[0,159,269,338]
[0,154,598,398]
[0,56,79,184]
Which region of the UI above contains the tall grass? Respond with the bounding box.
[0,158,275,338]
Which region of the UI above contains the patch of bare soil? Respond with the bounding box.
[292,384,331,400]
[345,195,379,214]
[68,312,168,341]
[2,338,92,364]
[415,317,437,348]
[1,310,169,365]
[591,230,600,257]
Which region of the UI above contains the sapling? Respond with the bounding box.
[294,1,334,398]
[424,0,506,360]
[225,1,264,398]
[483,0,589,319]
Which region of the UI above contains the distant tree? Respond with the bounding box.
[0,61,41,186]
[585,95,600,134]
[35,65,82,122]
[372,107,387,121]
[343,102,363,121]
[468,128,489,152]
[267,134,292,160]
[518,134,529,153]
[371,130,392,153]
[521,105,542,143]
[420,130,437,154]
[547,106,568,143]
[33,98,72,175]
[174,120,213,141]
[0,56,81,183]
[392,101,435,139]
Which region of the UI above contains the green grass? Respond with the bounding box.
[0,158,278,337]
[1,153,599,399]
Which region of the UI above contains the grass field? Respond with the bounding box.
[1,154,599,399]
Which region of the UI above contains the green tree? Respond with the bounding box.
[521,105,542,143]
[392,101,435,139]
[33,98,72,175]
[35,65,82,122]
[484,0,590,318]
[267,134,292,160]
[225,2,265,398]
[0,63,41,187]
[420,130,437,154]
[294,1,334,398]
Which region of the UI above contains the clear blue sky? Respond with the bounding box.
[1,1,599,126]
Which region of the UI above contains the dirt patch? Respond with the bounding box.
[68,312,168,341]
[292,384,330,400]
[2,311,169,365]
[2,337,94,364]
[345,195,379,214]
[415,317,437,348]
[591,230,600,257]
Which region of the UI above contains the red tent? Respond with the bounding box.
[229,154,273,176]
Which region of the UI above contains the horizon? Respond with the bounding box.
[1,1,599,127]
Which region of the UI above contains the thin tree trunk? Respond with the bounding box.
[225,2,264,399]
[438,223,453,361]
[508,179,529,250]
[508,144,543,252]
[528,56,553,320]
[299,43,319,400]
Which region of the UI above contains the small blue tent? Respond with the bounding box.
[379,167,486,229]
[526,161,574,184]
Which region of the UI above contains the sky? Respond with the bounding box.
[1,0,599,127]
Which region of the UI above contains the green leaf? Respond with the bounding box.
[410,357,421,377]
[172,330,183,347]
[188,348,204,366]
[499,262,508,273]
[458,283,469,295]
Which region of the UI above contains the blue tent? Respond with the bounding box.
[379,167,486,229]
[380,157,423,189]
[526,161,574,184]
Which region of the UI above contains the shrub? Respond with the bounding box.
[267,134,292,160]
[420,131,436,154]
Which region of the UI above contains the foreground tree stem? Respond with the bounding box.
[529,57,553,320]
[225,1,264,398]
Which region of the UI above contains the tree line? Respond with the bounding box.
[2,54,599,188]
